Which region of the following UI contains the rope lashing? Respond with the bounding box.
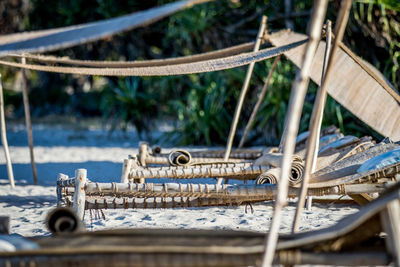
[0,40,307,77]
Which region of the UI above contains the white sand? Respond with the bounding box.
[0,123,360,237]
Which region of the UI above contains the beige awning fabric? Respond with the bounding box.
[0,0,212,55]
[269,30,400,142]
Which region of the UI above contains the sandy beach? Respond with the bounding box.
[0,121,360,237]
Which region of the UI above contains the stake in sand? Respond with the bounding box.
[292,0,353,233]
[0,74,14,187]
[21,57,38,185]
[73,169,87,220]
[296,19,332,218]
[218,15,267,186]
[292,20,332,231]
[238,55,281,148]
[261,0,329,265]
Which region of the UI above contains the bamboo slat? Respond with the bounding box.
[316,140,374,171]
[309,142,400,187]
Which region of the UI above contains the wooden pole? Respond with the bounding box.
[284,0,294,30]
[21,57,38,185]
[261,0,328,266]
[238,55,281,148]
[292,0,353,233]
[73,169,87,220]
[218,16,267,186]
[0,217,9,234]
[0,74,15,188]
[121,158,134,183]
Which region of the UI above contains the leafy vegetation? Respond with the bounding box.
[101,77,158,139]
[1,0,399,146]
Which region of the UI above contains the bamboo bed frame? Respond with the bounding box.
[3,181,400,266]
[57,140,400,221]
[120,134,376,185]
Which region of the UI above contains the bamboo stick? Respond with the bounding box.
[73,169,87,220]
[380,198,400,266]
[261,0,328,266]
[134,162,256,172]
[311,21,332,170]
[129,164,268,180]
[57,176,76,187]
[21,57,38,185]
[84,196,267,209]
[144,154,251,166]
[139,142,149,166]
[138,142,263,165]
[61,179,386,200]
[219,16,267,186]
[120,158,133,183]
[78,183,386,210]
[292,20,332,230]
[188,149,263,159]
[239,55,281,148]
[292,0,353,233]
[0,74,14,188]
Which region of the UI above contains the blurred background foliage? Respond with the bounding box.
[0,0,399,146]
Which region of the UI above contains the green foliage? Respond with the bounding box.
[100,77,158,138]
[164,72,233,146]
[355,0,400,12]
[252,58,295,144]
[3,89,22,116]
[352,0,400,90]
